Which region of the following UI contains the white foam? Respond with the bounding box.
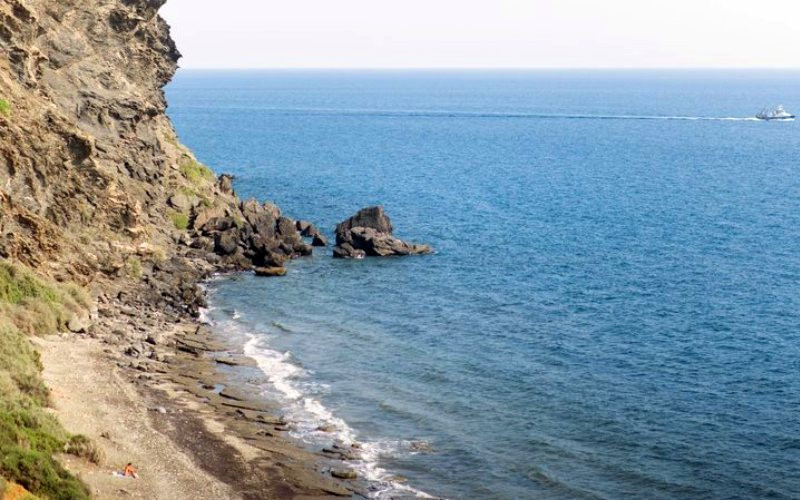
[238,327,436,498]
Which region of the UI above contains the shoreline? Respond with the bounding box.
[203,276,438,500]
[36,267,365,499]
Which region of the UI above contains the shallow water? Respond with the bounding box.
[168,70,800,499]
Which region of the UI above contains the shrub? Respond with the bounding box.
[0,264,60,306]
[0,99,10,117]
[65,435,103,465]
[125,257,142,280]
[170,211,189,230]
[179,156,214,184]
[0,260,91,498]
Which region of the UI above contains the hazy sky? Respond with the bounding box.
[160,0,800,69]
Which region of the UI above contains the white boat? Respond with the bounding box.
[756,105,795,121]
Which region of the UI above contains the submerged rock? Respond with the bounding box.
[254,267,287,277]
[333,207,432,259]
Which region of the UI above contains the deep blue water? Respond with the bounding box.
[167,70,800,499]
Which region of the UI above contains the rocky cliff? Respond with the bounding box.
[1,0,183,275]
[0,0,312,299]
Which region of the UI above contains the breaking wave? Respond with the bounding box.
[204,308,436,499]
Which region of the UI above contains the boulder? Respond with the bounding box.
[254,267,287,277]
[215,231,239,256]
[332,242,365,260]
[301,222,321,237]
[331,469,358,480]
[217,174,235,195]
[293,242,314,256]
[276,217,301,241]
[67,314,90,333]
[191,205,226,231]
[333,207,431,259]
[168,193,192,212]
[312,234,328,247]
[335,206,393,246]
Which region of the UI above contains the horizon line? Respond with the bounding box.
[178,65,800,72]
[175,66,800,72]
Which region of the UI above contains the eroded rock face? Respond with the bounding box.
[333,207,432,259]
[0,0,182,277]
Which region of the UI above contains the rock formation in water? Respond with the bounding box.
[333,206,432,258]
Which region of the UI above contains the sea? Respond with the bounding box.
[166,70,800,499]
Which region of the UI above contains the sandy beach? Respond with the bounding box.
[35,306,362,500]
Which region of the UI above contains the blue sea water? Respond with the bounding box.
[166,70,800,499]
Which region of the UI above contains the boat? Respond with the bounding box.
[756,105,795,121]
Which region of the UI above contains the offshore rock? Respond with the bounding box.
[333,207,432,258]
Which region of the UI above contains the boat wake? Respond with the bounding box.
[219,106,786,122]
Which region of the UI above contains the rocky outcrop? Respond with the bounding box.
[333,207,432,259]
[187,198,312,272]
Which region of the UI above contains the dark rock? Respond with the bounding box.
[333,206,431,258]
[294,242,314,256]
[295,220,312,233]
[217,174,235,195]
[260,251,288,268]
[335,206,393,246]
[332,242,365,260]
[276,217,300,241]
[312,234,328,247]
[214,231,239,256]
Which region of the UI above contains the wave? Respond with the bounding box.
[215,105,782,122]
[198,314,436,499]
[271,321,293,333]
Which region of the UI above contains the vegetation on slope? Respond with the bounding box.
[0,261,91,499]
[179,156,215,185]
[0,99,10,117]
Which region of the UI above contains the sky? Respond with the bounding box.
[160,0,800,69]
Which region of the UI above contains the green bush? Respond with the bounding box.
[125,257,142,280]
[0,264,60,306]
[179,156,215,184]
[170,211,189,230]
[0,99,10,117]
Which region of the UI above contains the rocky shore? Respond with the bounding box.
[38,273,371,499]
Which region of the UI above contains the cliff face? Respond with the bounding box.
[0,0,312,291]
[0,0,188,279]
